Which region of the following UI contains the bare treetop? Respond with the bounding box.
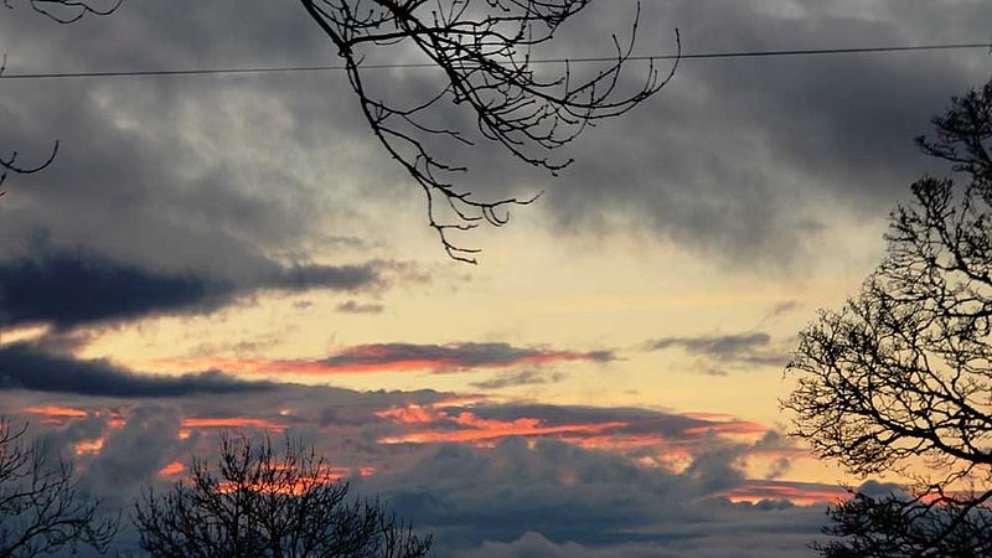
[135,434,431,558]
[784,79,992,556]
[301,0,678,262]
[0,419,118,558]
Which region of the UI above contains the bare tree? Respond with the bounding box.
[1,0,122,195]
[134,434,431,558]
[0,418,118,558]
[813,492,992,557]
[300,0,678,262]
[783,78,992,557]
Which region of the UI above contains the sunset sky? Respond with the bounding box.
[0,0,990,555]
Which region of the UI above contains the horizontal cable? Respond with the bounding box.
[0,42,988,81]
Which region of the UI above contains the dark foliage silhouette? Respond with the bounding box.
[814,492,992,557]
[0,419,118,558]
[134,434,432,558]
[784,78,992,556]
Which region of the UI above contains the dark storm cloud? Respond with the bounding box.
[0,249,382,328]
[0,342,273,396]
[533,0,992,262]
[646,332,788,368]
[363,437,826,553]
[83,405,188,504]
[0,0,399,316]
[2,0,987,267]
[371,439,692,544]
[0,250,227,328]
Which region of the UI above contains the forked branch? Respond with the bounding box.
[3,0,123,24]
[1,0,120,195]
[301,0,678,262]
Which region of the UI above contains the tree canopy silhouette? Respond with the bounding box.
[300,0,678,262]
[0,419,118,558]
[134,434,432,558]
[784,78,992,557]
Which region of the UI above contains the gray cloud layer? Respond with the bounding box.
[0,247,382,328]
[646,332,789,369]
[1,383,828,557]
[470,370,566,390]
[0,342,273,396]
[1,0,987,269]
[320,342,614,371]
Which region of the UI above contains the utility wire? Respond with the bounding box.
[0,42,988,81]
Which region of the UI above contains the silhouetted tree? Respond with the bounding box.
[134,434,431,558]
[300,0,678,262]
[814,492,992,557]
[784,78,992,557]
[0,418,118,558]
[1,0,122,195]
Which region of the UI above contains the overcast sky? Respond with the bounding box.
[0,0,989,555]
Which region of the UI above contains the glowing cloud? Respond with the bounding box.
[721,480,849,506]
[73,437,105,455]
[216,465,375,495]
[157,461,186,478]
[23,406,88,419]
[166,342,614,376]
[376,403,626,445]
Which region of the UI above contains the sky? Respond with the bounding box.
[0,0,990,556]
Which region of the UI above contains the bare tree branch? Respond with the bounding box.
[300,0,678,262]
[784,78,992,557]
[0,418,118,558]
[3,0,123,24]
[0,0,121,195]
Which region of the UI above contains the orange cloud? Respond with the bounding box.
[375,404,439,425]
[23,405,88,418]
[158,461,186,478]
[73,437,105,455]
[721,481,849,506]
[216,465,375,495]
[376,403,626,444]
[23,406,89,425]
[21,406,129,430]
[162,342,613,376]
[374,403,791,477]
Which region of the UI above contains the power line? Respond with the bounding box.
[0,42,988,81]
